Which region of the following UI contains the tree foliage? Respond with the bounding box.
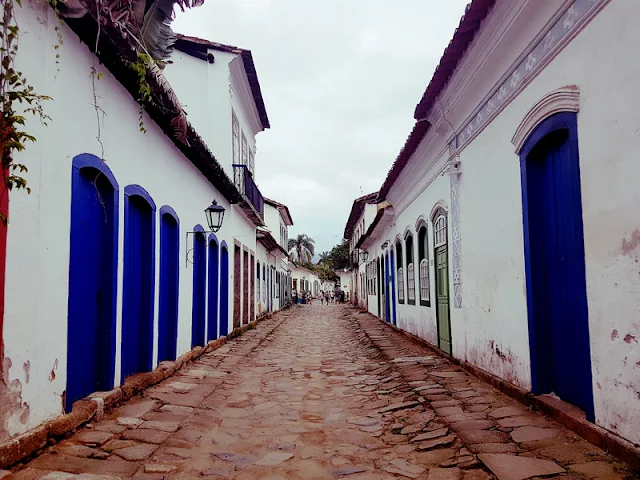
[288,233,315,263]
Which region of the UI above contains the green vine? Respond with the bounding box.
[0,0,52,224]
[126,52,153,134]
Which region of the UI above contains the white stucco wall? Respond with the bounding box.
[1,0,255,439]
[371,0,640,444]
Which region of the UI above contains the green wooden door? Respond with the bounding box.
[435,245,451,354]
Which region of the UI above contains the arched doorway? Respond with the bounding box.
[191,226,206,347]
[220,242,230,336]
[122,185,156,380]
[158,206,180,362]
[67,154,118,411]
[432,207,451,354]
[520,112,594,420]
[207,234,220,341]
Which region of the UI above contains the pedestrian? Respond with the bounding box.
[340,290,345,304]
[320,291,324,305]
[330,291,334,304]
[292,289,298,305]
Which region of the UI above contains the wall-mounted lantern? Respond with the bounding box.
[359,250,369,263]
[186,199,226,266]
[205,200,225,233]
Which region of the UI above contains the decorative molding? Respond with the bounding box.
[512,85,580,153]
[450,173,462,309]
[451,0,607,153]
[429,201,448,221]
[415,216,429,232]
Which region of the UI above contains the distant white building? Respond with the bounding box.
[343,192,378,309]
[348,0,640,448]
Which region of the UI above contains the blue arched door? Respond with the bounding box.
[384,254,390,322]
[219,243,230,336]
[207,234,220,341]
[191,226,206,347]
[122,185,156,380]
[67,154,118,411]
[520,112,594,420]
[158,206,179,363]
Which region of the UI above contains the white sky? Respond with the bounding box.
[174,0,470,256]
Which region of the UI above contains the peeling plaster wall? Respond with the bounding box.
[0,1,250,440]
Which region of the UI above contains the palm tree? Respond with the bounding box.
[288,234,315,263]
[319,251,331,265]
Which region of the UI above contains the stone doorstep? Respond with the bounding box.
[0,313,287,471]
[354,311,640,469]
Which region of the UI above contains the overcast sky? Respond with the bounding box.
[174,0,469,256]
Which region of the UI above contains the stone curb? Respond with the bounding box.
[0,311,286,470]
[349,307,640,469]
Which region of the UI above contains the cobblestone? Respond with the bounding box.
[9,306,637,479]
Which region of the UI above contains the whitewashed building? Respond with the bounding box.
[351,0,640,447]
[343,192,378,309]
[0,0,292,451]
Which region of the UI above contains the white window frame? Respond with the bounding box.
[232,110,240,164]
[407,263,415,301]
[419,259,430,302]
[434,215,447,247]
[397,266,405,302]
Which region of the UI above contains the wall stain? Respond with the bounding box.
[23,360,30,384]
[621,229,640,256]
[0,356,30,443]
[611,329,619,340]
[624,333,638,344]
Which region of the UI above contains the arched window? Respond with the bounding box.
[396,240,404,303]
[434,214,447,247]
[405,233,415,304]
[418,225,430,306]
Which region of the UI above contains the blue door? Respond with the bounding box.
[191,228,206,347]
[122,186,155,380]
[219,243,230,336]
[390,250,397,325]
[207,234,219,341]
[67,155,118,411]
[158,207,179,363]
[384,254,390,322]
[520,112,594,421]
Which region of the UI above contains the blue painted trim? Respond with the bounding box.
[159,205,180,226]
[384,254,390,323]
[158,207,180,362]
[66,157,119,411]
[124,184,156,211]
[191,225,207,347]
[207,234,220,341]
[219,242,230,336]
[122,185,156,381]
[72,153,119,190]
[390,250,397,325]
[520,111,595,422]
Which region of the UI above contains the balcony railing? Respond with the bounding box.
[232,164,264,218]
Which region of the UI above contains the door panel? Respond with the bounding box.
[158,212,179,362]
[435,246,451,355]
[67,167,117,410]
[522,116,594,420]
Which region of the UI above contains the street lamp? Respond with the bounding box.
[358,250,369,263]
[205,200,225,233]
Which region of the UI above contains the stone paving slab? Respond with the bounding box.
[8,306,638,480]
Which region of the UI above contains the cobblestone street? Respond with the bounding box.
[11,306,636,480]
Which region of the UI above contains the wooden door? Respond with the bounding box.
[67,163,117,410]
[435,245,451,354]
[521,112,594,420]
[158,210,179,362]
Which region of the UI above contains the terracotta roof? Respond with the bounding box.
[343,192,379,240]
[377,120,431,201]
[414,0,495,120]
[257,229,288,257]
[377,0,495,201]
[264,197,294,226]
[175,34,270,130]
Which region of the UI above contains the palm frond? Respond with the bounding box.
[140,0,177,64]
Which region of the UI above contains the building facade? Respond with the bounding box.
[0,0,293,447]
[350,0,640,447]
[343,192,378,309]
